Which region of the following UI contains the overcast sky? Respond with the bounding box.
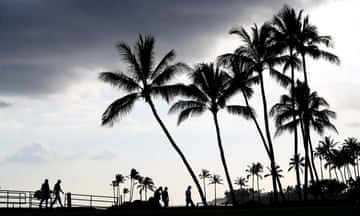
[1,0,360,206]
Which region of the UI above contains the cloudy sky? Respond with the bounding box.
[1,0,360,206]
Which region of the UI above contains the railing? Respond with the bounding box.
[66,193,114,209]
[0,189,114,209]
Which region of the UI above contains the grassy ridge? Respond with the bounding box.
[0,205,360,216]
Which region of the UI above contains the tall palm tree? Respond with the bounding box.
[199,169,211,202]
[110,180,118,206]
[234,176,247,203]
[99,34,207,206]
[229,23,288,202]
[271,5,304,200]
[209,174,223,206]
[246,162,264,201]
[271,80,337,199]
[169,62,251,205]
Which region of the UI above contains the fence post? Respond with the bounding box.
[66,193,72,208]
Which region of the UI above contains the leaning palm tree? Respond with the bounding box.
[169,62,251,205]
[208,174,223,206]
[199,169,212,202]
[229,23,288,203]
[99,34,207,206]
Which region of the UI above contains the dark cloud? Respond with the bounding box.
[0,0,324,97]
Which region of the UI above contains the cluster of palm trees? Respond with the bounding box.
[100,5,341,206]
[315,136,360,183]
[110,168,155,206]
[199,169,224,206]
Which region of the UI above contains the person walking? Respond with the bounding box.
[51,179,64,208]
[39,179,50,208]
[162,187,169,208]
[185,185,195,207]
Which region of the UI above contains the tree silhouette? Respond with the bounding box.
[137,176,155,201]
[129,168,140,202]
[208,174,223,206]
[115,174,126,205]
[234,176,247,203]
[246,162,264,201]
[229,23,288,203]
[317,136,338,179]
[199,169,212,202]
[169,62,251,205]
[99,34,207,205]
[343,137,360,179]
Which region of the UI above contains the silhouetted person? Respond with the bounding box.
[162,187,169,208]
[185,185,195,207]
[39,179,50,208]
[51,179,63,208]
[153,186,162,207]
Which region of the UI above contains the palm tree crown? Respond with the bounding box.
[99,34,207,206]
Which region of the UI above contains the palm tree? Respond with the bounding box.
[137,176,155,201]
[288,154,305,175]
[229,23,288,202]
[99,34,207,206]
[199,169,211,202]
[271,5,304,200]
[115,174,126,205]
[246,162,264,201]
[317,136,338,179]
[208,174,223,206]
[129,168,140,202]
[123,188,129,202]
[234,176,247,203]
[110,180,118,206]
[169,62,251,205]
[271,80,337,199]
[264,165,285,201]
[343,137,360,179]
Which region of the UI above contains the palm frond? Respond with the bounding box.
[226,105,254,120]
[99,72,141,92]
[152,62,190,86]
[101,93,139,126]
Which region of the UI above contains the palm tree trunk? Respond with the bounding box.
[147,99,207,206]
[203,178,207,203]
[252,175,255,201]
[242,94,270,156]
[257,175,260,202]
[320,157,324,180]
[290,49,302,202]
[258,72,279,203]
[300,119,310,201]
[212,112,237,206]
[308,136,320,182]
[214,183,217,206]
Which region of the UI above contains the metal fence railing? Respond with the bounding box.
[0,189,114,209]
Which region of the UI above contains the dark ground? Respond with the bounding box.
[1,205,360,216]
